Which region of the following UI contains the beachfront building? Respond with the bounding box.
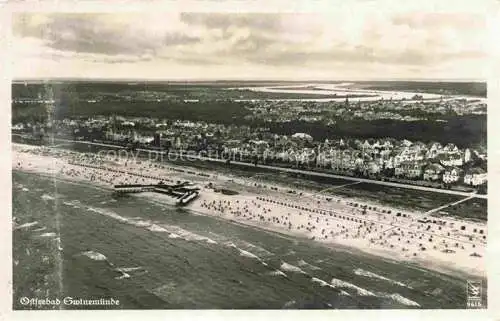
[395,161,425,179]
[443,143,459,154]
[331,151,357,171]
[423,163,445,181]
[427,142,443,159]
[438,154,464,167]
[443,167,464,184]
[464,168,487,186]
[394,149,425,165]
[363,161,382,176]
[291,132,313,143]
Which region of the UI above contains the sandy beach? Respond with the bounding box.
[12,143,487,278]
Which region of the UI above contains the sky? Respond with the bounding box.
[10,1,492,80]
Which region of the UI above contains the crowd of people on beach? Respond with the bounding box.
[13,144,486,273]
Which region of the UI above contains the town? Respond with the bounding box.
[13,107,487,193]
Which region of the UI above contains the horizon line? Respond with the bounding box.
[12,77,487,83]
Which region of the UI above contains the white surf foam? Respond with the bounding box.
[311,277,352,296]
[115,272,131,280]
[81,250,107,261]
[86,206,219,245]
[269,270,287,277]
[330,278,376,296]
[224,242,268,266]
[311,277,333,287]
[238,248,261,260]
[380,293,420,307]
[166,225,218,244]
[41,194,55,201]
[132,220,152,227]
[86,207,131,224]
[32,227,47,232]
[14,221,39,230]
[353,268,411,288]
[297,259,322,270]
[238,240,273,256]
[148,224,170,232]
[280,262,306,274]
[38,232,57,237]
[116,267,145,272]
[22,187,29,192]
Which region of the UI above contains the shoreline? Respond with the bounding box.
[12,143,487,279]
[13,168,484,281]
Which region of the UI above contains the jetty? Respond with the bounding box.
[113,182,200,206]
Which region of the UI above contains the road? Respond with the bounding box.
[424,195,477,215]
[14,135,488,199]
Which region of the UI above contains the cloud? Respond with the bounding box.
[11,10,487,79]
[13,13,201,57]
[180,13,283,33]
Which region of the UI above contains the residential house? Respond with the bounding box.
[411,141,428,153]
[423,163,445,181]
[394,149,425,165]
[444,143,459,154]
[363,161,381,175]
[395,161,425,179]
[464,167,487,186]
[438,154,463,167]
[401,139,413,147]
[382,140,393,150]
[384,157,395,169]
[443,167,464,184]
[427,142,443,159]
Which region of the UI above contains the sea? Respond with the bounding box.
[12,170,486,309]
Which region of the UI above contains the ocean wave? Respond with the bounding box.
[330,278,376,296]
[32,227,47,232]
[41,194,55,201]
[113,267,147,280]
[86,207,129,223]
[14,221,39,230]
[380,293,420,307]
[115,272,131,280]
[116,267,146,273]
[297,259,322,271]
[38,232,57,237]
[225,242,268,265]
[86,206,217,245]
[81,250,108,261]
[238,248,262,261]
[353,268,411,288]
[165,225,218,244]
[269,270,287,277]
[280,262,306,274]
[63,200,83,208]
[148,224,170,233]
[22,187,30,192]
[311,277,333,287]
[311,277,352,296]
[237,240,273,257]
